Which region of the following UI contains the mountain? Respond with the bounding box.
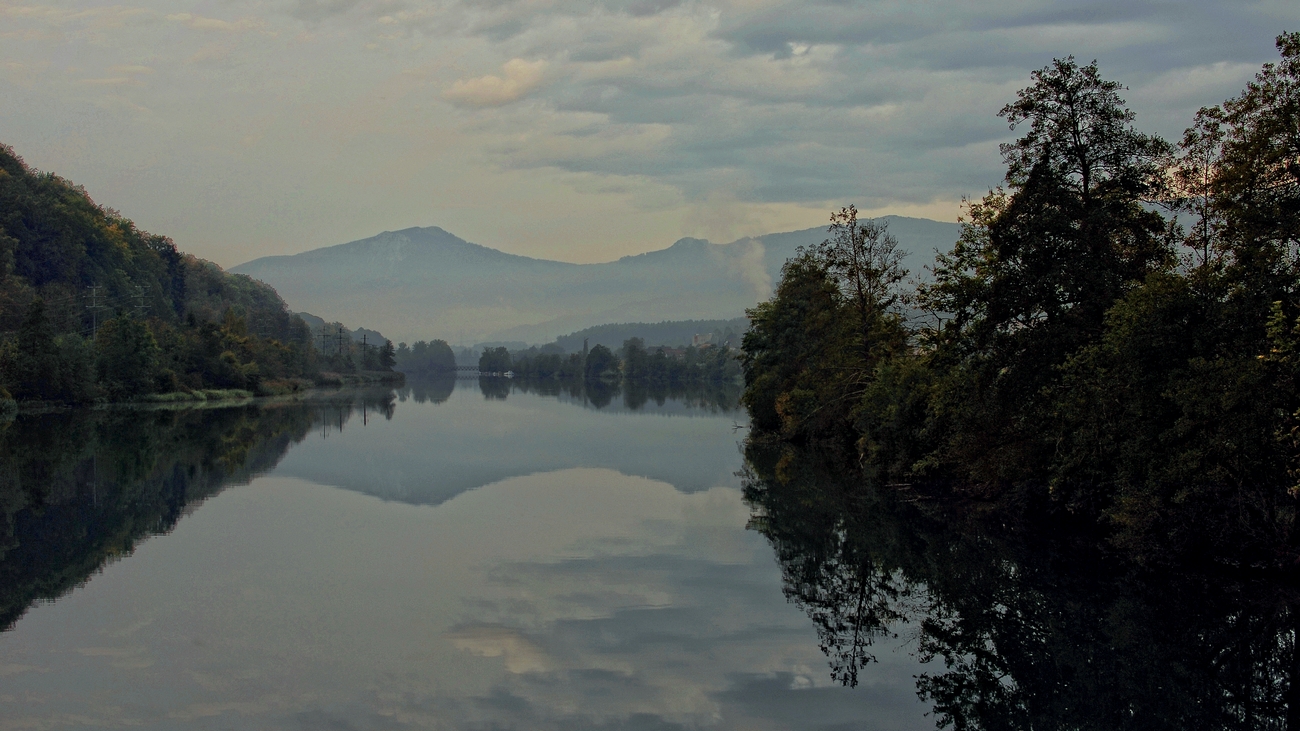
[231,217,960,345]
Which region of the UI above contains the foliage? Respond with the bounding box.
[741,208,909,441]
[479,346,512,375]
[741,35,1300,564]
[508,338,741,387]
[510,348,585,380]
[583,344,618,380]
[552,317,748,353]
[0,298,94,402]
[95,314,161,398]
[395,339,457,374]
[0,142,331,401]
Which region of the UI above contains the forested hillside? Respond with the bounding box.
[742,34,1300,565]
[0,144,328,403]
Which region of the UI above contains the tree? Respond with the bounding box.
[1214,31,1300,276]
[622,337,648,380]
[96,314,160,398]
[6,298,58,400]
[918,57,1174,484]
[741,252,853,438]
[1170,106,1227,268]
[584,344,618,380]
[816,205,907,366]
[478,346,511,375]
[379,339,396,370]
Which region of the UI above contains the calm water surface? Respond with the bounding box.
[0,380,932,730]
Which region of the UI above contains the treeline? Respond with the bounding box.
[0,144,392,405]
[552,317,747,353]
[296,311,397,374]
[742,34,1300,564]
[311,321,396,374]
[394,339,456,374]
[494,337,742,385]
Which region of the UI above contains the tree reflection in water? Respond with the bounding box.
[478,375,512,400]
[489,377,743,412]
[742,443,1300,730]
[0,391,397,633]
[398,375,455,404]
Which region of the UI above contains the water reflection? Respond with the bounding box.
[403,374,456,404]
[463,375,743,414]
[0,383,924,731]
[282,378,748,506]
[0,381,750,637]
[0,392,394,632]
[742,442,1300,729]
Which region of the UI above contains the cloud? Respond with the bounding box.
[3,0,1293,265]
[77,76,134,85]
[445,58,550,107]
[423,0,1288,216]
[185,43,232,64]
[290,0,361,22]
[165,12,264,32]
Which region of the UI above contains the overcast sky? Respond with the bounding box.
[1,1,1295,266]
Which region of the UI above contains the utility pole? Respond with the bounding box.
[337,326,345,359]
[321,326,331,355]
[362,333,367,368]
[86,285,103,340]
[132,285,146,319]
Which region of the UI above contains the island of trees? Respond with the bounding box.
[741,33,1300,566]
[0,145,398,409]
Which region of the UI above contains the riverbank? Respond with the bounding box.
[2,371,405,418]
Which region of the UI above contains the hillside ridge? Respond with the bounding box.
[230,216,962,344]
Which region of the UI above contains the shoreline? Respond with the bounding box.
[2,371,405,417]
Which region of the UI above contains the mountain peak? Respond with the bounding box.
[230,218,960,343]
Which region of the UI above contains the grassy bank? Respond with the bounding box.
[4,374,403,418]
[314,371,406,387]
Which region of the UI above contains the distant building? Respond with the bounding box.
[692,333,715,347]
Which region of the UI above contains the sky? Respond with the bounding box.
[1,1,1295,267]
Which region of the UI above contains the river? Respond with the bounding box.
[0,379,934,730]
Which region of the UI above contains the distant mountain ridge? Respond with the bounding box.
[232,217,960,345]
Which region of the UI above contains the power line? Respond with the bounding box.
[85,285,103,340]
